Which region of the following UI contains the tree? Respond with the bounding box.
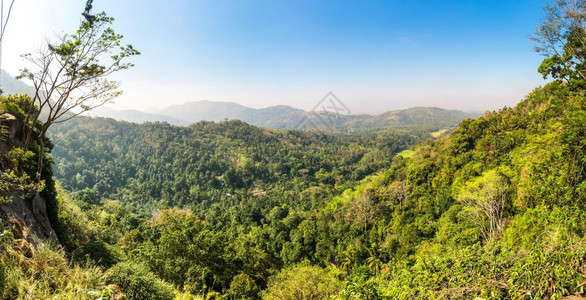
[18,7,139,173]
[262,263,341,300]
[365,247,384,274]
[138,209,234,293]
[346,192,379,232]
[387,180,408,210]
[457,170,509,242]
[532,0,586,82]
[106,262,175,300]
[226,273,260,299]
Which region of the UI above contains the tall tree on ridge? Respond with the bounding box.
[17,1,139,174]
[533,0,586,83]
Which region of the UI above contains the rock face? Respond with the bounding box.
[0,112,58,243]
[0,193,57,241]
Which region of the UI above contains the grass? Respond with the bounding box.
[430,128,448,138]
[397,149,415,158]
[0,237,110,300]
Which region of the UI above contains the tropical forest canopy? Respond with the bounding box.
[1,0,586,299]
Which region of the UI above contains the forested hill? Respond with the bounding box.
[3,0,586,297]
[48,118,423,211]
[40,80,586,299]
[0,70,35,96]
[308,81,586,298]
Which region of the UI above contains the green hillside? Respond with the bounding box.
[2,0,586,298]
[311,81,586,298]
[49,118,422,211]
[38,80,586,299]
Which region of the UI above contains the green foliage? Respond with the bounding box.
[0,125,8,142]
[52,184,97,252]
[226,273,260,299]
[0,255,4,298]
[0,94,37,124]
[354,240,586,299]
[77,240,123,268]
[0,169,44,204]
[435,204,480,247]
[44,78,586,299]
[0,240,109,299]
[6,148,36,172]
[138,209,234,293]
[456,169,510,242]
[37,63,586,299]
[46,117,423,295]
[504,206,586,251]
[106,262,175,300]
[262,263,341,300]
[50,118,419,210]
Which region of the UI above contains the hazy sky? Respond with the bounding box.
[1,0,549,114]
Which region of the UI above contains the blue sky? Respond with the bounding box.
[3,0,549,114]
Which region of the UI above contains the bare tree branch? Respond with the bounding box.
[17,10,139,176]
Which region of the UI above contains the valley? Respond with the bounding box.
[1,1,586,299]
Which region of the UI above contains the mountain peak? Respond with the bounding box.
[87,100,477,130]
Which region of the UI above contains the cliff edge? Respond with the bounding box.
[0,112,57,243]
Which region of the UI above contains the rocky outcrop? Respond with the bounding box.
[0,193,57,241]
[0,112,57,243]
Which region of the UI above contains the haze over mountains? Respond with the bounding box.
[94,101,476,129]
[0,70,35,96]
[0,69,478,130]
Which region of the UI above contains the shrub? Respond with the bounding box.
[106,262,175,300]
[75,240,123,268]
[262,263,341,300]
[226,273,260,299]
[0,241,106,299]
[0,94,35,122]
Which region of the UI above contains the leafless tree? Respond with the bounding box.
[347,192,379,232]
[458,171,509,242]
[387,180,408,210]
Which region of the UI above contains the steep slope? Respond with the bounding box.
[0,113,119,299]
[0,101,58,242]
[38,82,586,298]
[308,81,586,298]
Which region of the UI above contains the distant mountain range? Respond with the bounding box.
[87,107,189,126]
[0,69,479,131]
[89,101,478,131]
[89,101,311,129]
[0,70,35,96]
